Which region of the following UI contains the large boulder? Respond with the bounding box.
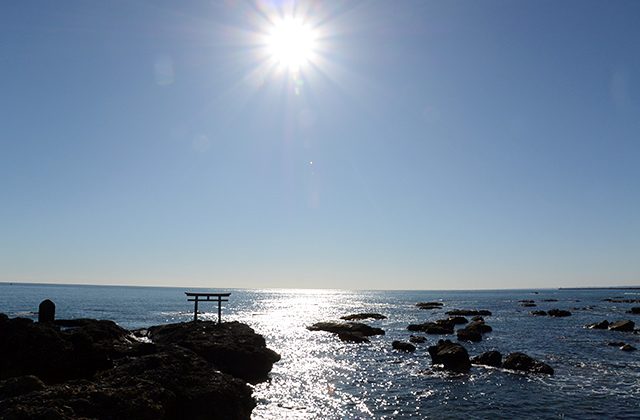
[148,321,281,383]
[627,307,640,315]
[586,320,609,329]
[456,328,481,342]
[307,321,385,337]
[608,320,635,332]
[340,313,386,321]
[407,320,454,334]
[471,351,502,367]
[416,302,444,310]
[503,352,554,375]
[427,339,471,372]
[338,332,369,343]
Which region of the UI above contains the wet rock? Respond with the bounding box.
[621,344,636,352]
[547,309,572,317]
[427,340,471,372]
[607,341,626,347]
[521,303,537,307]
[530,310,547,316]
[503,352,554,375]
[604,298,640,303]
[392,341,416,352]
[149,321,281,383]
[519,300,535,303]
[340,313,386,321]
[471,316,484,322]
[409,335,426,344]
[338,332,369,343]
[446,309,492,316]
[308,321,384,336]
[587,320,609,329]
[0,375,46,399]
[407,320,454,334]
[471,351,502,368]
[456,328,481,342]
[447,316,469,325]
[627,307,640,315]
[465,320,492,334]
[608,320,635,332]
[542,299,558,302]
[416,302,444,310]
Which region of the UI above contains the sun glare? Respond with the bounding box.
[266,17,316,72]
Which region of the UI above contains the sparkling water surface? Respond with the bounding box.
[1,283,639,419]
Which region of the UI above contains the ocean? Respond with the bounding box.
[1,283,639,419]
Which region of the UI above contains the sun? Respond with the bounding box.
[266,17,317,72]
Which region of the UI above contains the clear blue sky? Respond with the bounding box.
[1,0,638,290]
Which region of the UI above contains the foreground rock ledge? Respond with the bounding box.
[0,315,280,420]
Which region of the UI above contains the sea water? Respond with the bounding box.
[1,283,639,419]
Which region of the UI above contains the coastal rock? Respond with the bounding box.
[542,299,558,302]
[521,303,537,307]
[587,320,609,329]
[407,320,454,334]
[392,341,416,352]
[627,307,640,315]
[604,298,640,303]
[427,340,471,372]
[519,300,535,304]
[338,332,370,343]
[308,321,385,336]
[502,352,554,375]
[621,344,636,351]
[448,316,469,325]
[456,328,481,342]
[607,341,626,347]
[547,309,572,317]
[409,335,427,344]
[530,310,547,316]
[471,316,484,322]
[446,309,492,316]
[340,313,387,321]
[608,320,635,332]
[465,320,492,334]
[471,351,502,368]
[0,346,255,420]
[0,375,46,399]
[148,321,281,383]
[416,302,444,310]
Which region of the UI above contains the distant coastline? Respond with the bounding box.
[559,286,640,290]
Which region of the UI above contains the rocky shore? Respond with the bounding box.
[0,314,280,419]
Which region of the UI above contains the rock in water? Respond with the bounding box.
[446,309,492,316]
[471,351,503,368]
[530,311,547,316]
[608,320,635,332]
[340,313,387,321]
[149,321,281,383]
[338,332,370,343]
[503,352,554,375]
[427,339,471,372]
[587,320,609,329]
[547,309,572,317]
[627,307,640,315]
[307,321,385,337]
[409,335,427,344]
[416,302,444,310]
[392,341,416,352]
[621,344,636,352]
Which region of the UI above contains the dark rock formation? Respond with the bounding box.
[604,298,640,303]
[471,316,484,322]
[447,316,469,325]
[0,315,280,420]
[407,319,454,334]
[416,302,444,310]
[519,300,535,304]
[456,328,481,342]
[307,321,385,337]
[541,299,558,302]
[530,310,547,316]
[608,320,635,332]
[503,352,554,375]
[338,332,369,343]
[340,313,387,321]
[587,320,609,329]
[521,303,537,307]
[446,309,492,316]
[627,307,640,315]
[38,299,55,323]
[547,309,572,317]
[471,351,502,368]
[607,341,626,347]
[427,340,471,372]
[409,335,426,344]
[392,341,416,352]
[621,344,636,351]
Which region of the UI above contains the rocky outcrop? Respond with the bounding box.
[446,309,492,316]
[392,341,416,352]
[338,332,370,343]
[448,316,469,325]
[340,313,386,321]
[307,321,385,338]
[416,302,444,310]
[621,344,636,351]
[604,298,640,303]
[547,309,572,317]
[409,335,426,344]
[627,307,640,315]
[502,352,554,375]
[471,351,502,368]
[407,319,454,334]
[456,320,492,343]
[530,310,547,316]
[541,299,558,302]
[0,314,280,420]
[427,340,471,372]
[608,320,635,332]
[587,320,609,329]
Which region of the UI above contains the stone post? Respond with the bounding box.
[38,299,55,323]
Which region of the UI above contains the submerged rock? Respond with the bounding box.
[608,320,635,332]
[621,344,636,352]
[338,332,370,343]
[428,339,471,372]
[340,313,387,321]
[392,341,416,352]
[409,335,427,344]
[471,351,502,368]
[587,320,609,329]
[502,352,554,375]
[547,309,572,317]
[530,311,547,316]
[416,302,444,310]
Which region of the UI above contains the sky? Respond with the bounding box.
[1,0,639,290]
